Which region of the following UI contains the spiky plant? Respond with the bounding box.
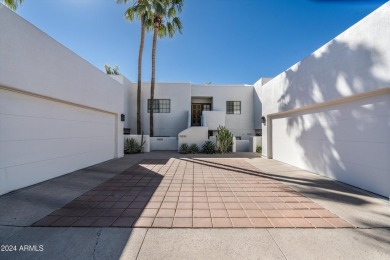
[216,126,233,154]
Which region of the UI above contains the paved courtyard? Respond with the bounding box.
[0,152,389,259]
[33,158,352,228]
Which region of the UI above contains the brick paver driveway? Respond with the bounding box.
[33,158,353,228]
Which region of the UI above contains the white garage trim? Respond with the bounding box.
[0,85,118,117]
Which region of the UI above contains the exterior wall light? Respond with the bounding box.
[261,116,266,125]
[121,114,125,122]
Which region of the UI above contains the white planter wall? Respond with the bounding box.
[249,136,262,153]
[178,127,209,151]
[258,2,390,197]
[236,140,249,152]
[150,137,178,151]
[124,135,150,152]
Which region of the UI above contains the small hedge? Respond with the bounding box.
[179,143,189,154]
[202,141,216,154]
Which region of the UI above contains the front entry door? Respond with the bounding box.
[192,104,202,126]
[191,103,211,126]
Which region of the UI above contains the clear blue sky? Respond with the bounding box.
[14,0,388,84]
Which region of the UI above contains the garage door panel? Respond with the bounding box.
[335,162,389,197]
[0,90,117,195]
[0,114,114,141]
[1,136,114,168]
[272,93,390,197]
[1,151,115,195]
[0,90,114,123]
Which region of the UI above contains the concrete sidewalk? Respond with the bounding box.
[0,152,389,259]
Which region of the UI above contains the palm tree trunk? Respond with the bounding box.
[150,26,158,137]
[137,14,145,135]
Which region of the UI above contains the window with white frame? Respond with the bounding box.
[147,99,171,113]
[226,101,241,114]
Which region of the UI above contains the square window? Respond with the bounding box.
[226,101,241,114]
[148,99,170,113]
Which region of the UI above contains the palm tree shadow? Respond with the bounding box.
[274,39,389,197]
[185,158,368,206]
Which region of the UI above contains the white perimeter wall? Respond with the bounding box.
[258,3,390,197]
[0,6,125,195]
[150,137,178,151]
[254,78,271,130]
[192,85,255,140]
[111,75,132,129]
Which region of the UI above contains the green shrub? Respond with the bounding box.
[124,138,141,154]
[216,125,233,154]
[179,143,189,154]
[202,140,216,154]
[124,133,145,154]
[256,145,262,154]
[189,144,199,154]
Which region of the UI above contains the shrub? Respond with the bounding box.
[124,133,145,154]
[216,126,233,154]
[179,143,189,154]
[256,145,262,154]
[202,140,216,154]
[189,144,199,154]
[124,138,141,154]
[104,64,120,75]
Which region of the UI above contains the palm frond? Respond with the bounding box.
[144,12,155,31]
[153,1,166,16]
[172,16,182,34]
[167,7,176,18]
[158,23,167,38]
[4,0,24,10]
[171,0,183,13]
[125,7,136,21]
[166,22,174,37]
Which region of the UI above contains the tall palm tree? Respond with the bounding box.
[117,0,152,135]
[149,0,183,137]
[2,0,24,10]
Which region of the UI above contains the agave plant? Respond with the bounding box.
[179,143,189,154]
[189,144,199,154]
[202,141,216,154]
[124,138,141,154]
[216,126,233,154]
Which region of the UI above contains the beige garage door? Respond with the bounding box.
[0,89,117,195]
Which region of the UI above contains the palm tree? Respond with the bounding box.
[149,0,183,137]
[2,0,24,10]
[117,0,152,135]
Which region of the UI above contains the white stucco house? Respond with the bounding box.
[111,77,263,151]
[0,2,389,200]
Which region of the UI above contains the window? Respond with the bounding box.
[147,99,170,113]
[203,104,211,111]
[226,101,241,114]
